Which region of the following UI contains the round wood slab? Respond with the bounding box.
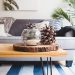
[13,43,58,52]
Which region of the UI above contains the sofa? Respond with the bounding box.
[0,19,75,67]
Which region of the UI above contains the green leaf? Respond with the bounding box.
[52,8,70,21]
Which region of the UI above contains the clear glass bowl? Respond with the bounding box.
[21,28,41,45]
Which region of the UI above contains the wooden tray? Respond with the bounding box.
[13,43,58,52]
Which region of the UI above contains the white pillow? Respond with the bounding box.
[0,24,11,36]
[33,21,50,30]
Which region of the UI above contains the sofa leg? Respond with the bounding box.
[66,61,73,67]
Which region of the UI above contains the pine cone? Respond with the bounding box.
[40,25,56,45]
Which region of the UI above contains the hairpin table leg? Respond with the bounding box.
[40,57,44,75]
[47,57,48,75]
[50,57,52,75]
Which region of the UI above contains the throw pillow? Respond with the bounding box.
[32,21,50,30]
[0,24,11,36]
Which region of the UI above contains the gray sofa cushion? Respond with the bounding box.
[8,19,63,36]
[9,19,50,36]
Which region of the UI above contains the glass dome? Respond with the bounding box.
[21,28,41,46]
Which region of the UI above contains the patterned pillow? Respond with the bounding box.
[0,24,12,36]
[32,21,50,30]
[3,17,15,33]
[51,19,62,31]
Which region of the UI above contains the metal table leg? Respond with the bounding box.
[40,57,44,75]
[40,57,52,75]
[47,57,48,75]
[50,57,52,75]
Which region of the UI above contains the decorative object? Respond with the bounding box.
[13,43,58,52]
[3,0,19,10]
[33,21,50,30]
[40,25,56,45]
[15,24,59,52]
[21,24,41,46]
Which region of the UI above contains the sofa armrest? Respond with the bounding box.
[56,37,75,50]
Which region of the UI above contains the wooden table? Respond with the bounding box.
[0,44,67,75]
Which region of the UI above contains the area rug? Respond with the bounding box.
[0,62,75,75]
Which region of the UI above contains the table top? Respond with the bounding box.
[0,44,67,58]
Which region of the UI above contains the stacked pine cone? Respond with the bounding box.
[40,25,56,45]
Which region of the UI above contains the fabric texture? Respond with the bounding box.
[0,24,12,36]
[9,19,46,36]
[8,19,62,36]
[33,21,50,30]
[0,24,6,36]
[56,26,75,37]
[0,17,14,36]
[3,17,15,33]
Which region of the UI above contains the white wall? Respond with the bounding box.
[0,0,62,19]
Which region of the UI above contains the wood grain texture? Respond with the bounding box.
[13,43,57,52]
[0,44,67,58]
